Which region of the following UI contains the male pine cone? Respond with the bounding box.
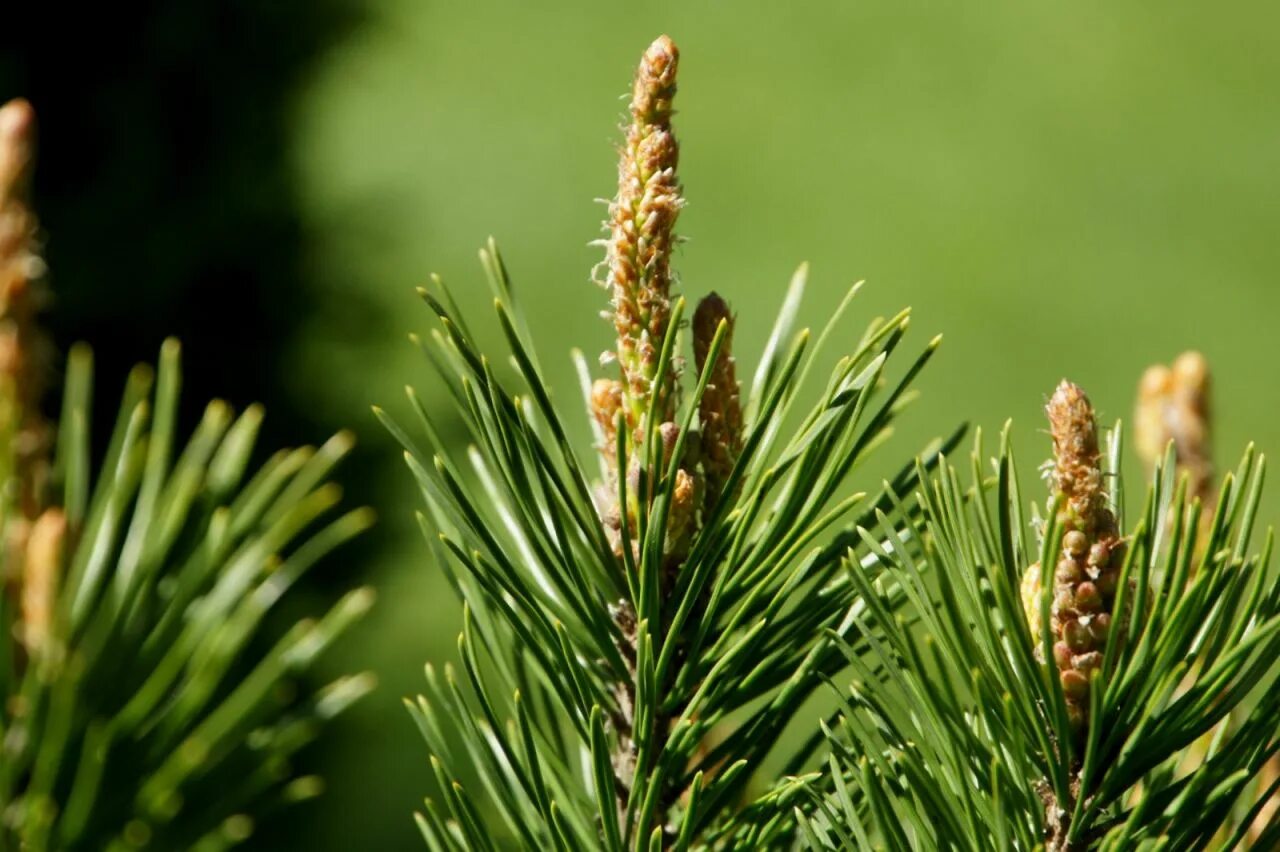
[602,34,683,435]
[1021,381,1124,730]
[592,35,700,570]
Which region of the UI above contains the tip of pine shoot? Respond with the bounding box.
[68,340,93,363]
[283,776,326,803]
[329,429,357,453]
[929,333,943,349]
[349,507,378,529]
[346,586,377,615]
[349,670,379,693]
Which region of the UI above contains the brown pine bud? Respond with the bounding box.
[1061,669,1089,701]
[591,378,624,455]
[1074,582,1101,613]
[666,468,697,556]
[1055,558,1083,584]
[692,293,742,508]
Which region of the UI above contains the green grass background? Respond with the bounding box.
[275,2,1280,847]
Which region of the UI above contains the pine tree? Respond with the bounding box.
[391,35,1280,851]
[0,98,373,851]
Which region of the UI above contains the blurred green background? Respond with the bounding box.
[6,1,1280,848]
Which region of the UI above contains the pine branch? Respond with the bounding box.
[0,98,372,851]
[390,36,955,851]
[804,380,1280,850]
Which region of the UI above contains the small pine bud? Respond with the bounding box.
[658,421,681,465]
[666,468,697,556]
[591,378,623,454]
[692,293,743,508]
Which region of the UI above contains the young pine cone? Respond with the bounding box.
[1021,381,1124,730]
[692,293,742,509]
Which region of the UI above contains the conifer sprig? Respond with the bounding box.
[802,384,1280,850]
[0,99,372,851]
[390,35,959,850]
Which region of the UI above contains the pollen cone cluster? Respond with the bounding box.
[591,37,745,576]
[601,34,683,434]
[1021,381,1124,730]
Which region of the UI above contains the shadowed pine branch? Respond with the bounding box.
[0,98,373,852]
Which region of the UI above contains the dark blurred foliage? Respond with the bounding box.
[0,1,377,847]
[0,0,374,458]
